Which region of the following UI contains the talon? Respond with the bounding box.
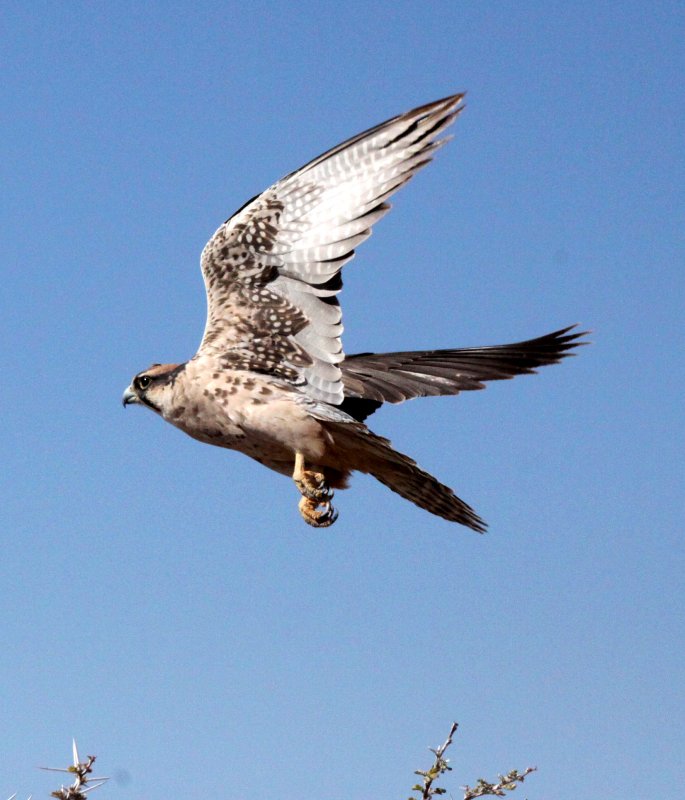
[292,451,334,502]
[318,501,338,526]
[298,496,339,528]
[295,473,334,502]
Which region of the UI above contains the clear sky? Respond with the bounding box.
[1,2,683,798]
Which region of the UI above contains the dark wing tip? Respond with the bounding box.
[408,92,466,115]
[467,513,488,534]
[441,494,488,533]
[538,324,592,359]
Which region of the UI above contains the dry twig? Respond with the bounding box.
[409,721,458,800]
[409,722,537,800]
[462,766,537,799]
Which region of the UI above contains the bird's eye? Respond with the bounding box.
[137,375,152,390]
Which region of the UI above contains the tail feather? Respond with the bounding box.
[325,421,486,532]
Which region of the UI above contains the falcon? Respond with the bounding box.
[123,94,586,531]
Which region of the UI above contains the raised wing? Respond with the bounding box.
[196,94,465,405]
[340,326,587,413]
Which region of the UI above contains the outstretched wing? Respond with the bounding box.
[196,94,465,405]
[340,326,587,416]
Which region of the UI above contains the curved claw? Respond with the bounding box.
[298,496,339,528]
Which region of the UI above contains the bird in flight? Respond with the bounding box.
[123,94,586,532]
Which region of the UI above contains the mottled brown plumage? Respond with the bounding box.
[123,94,587,531]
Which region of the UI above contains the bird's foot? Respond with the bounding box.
[293,452,337,526]
[292,451,333,503]
[298,496,339,528]
[294,469,334,503]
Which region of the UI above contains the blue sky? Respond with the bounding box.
[1,1,683,798]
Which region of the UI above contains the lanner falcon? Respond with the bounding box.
[123,94,586,532]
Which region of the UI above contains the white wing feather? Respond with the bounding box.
[197,94,465,405]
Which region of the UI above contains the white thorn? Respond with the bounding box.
[72,739,80,767]
[82,781,108,794]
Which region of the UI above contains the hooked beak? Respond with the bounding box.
[122,385,139,407]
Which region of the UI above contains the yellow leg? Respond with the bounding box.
[292,451,333,502]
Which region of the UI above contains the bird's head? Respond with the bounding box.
[122,363,186,414]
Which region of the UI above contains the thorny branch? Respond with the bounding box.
[31,741,108,800]
[8,723,535,800]
[410,721,458,800]
[409,722,537,800]
[5,747,107,800]
[462,767,537,799]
